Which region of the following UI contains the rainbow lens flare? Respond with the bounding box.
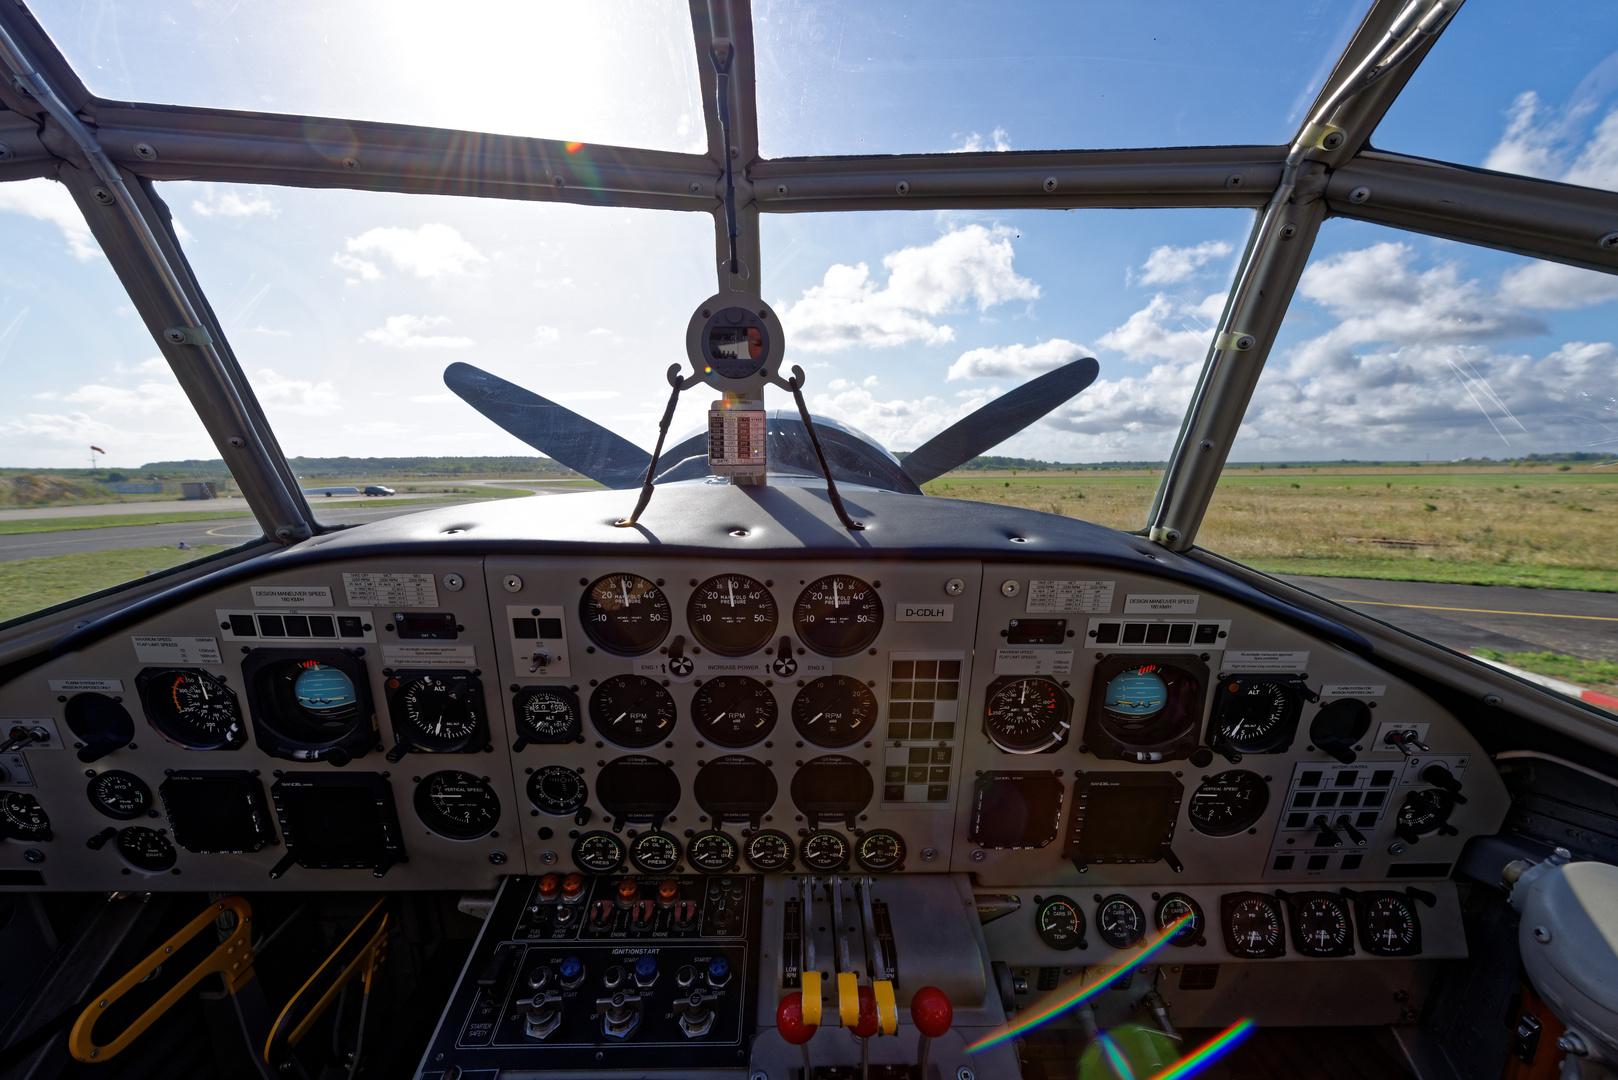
[1145,1018,1255,1080]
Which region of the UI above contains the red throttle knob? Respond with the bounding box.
[911,986,952,1038]
[852,986,880,1039]
[777,993,816,1045]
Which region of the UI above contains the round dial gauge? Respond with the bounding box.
[392,673,483,749]
[1154,893,1205,947]
[413,771,501,840]
[580,574,671,656]
[1359,894,1421,956]
[589,675,678,748]
[791,676,879,748]
[743,829,795,872]
[116,826,176,873]
[527,765,588,816]
[1187,770,1270,837]
[1289,894,1354,957]
[514,687,581,744]
[294,663,359,719]
[692,676,778,747]
[688,574,778,656]
[800,830,851,871]
[1211,678,1301,753]
[86,770,153,821]
[792,575,882,658]
[1223,894,1286,958]
[1035,895,1086,951]
[0,791,50,842]
[572,830,627,873]
[1102,666,1170,722]
[855,829,906,873]
[629,830,682,873]
[984,676,1072,754]
[687,830,740,873]
[142,669,243,749]
[1095,894,1146,949]
[1396,788,1454,837]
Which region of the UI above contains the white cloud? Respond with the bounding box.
[1497,260,1618,310]
[534,325,561,345]
[333,253,381,283]
[779,226,1040,351]
[947,338,1091,381]
[549,390,621,402]
[0,177,99,260]
[191,190,278,218]
[249,325,292,337]
[809,384,993,451]
[410,392,457,404]
[1134,240,1234,285]
[253,368,341,414]
[1483,89,1618,191]
[343,223,486,279]
[952,127,1012,153]
[1096,292,1223,364]
[63,379,188,416]
[358,315,476,349]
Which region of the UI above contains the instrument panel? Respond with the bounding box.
[0,536,1506,981]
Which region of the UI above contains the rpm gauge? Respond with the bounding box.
[1154,892,1205,947]
[87,770,153,821]
[687,830,740,873]
[137,668,245,750]
[1221,892,1286,959]
[572,830,627,873]
[0,791,50,842]
[580,573,671,656]
[589,675,677,748]
[1209,677,1303,754]
[413,771,501,840]
[1095,894,1146,949]
[1283,892,1354,958]
[791,676,878,748]
[527,765,588,817]
[855,829,906,873]
[1187,770,1270,837]
[688,574,778,656]
[629,830,682,873]
[793,575,882,657]
[390,672,485,751]
[800,830,851,871]
[692,676,778,747]
[743,829,795,872]
[116,826,176,873]
[1034,895,1086,951]
[984,676,1073,754]
[513,687,582,745]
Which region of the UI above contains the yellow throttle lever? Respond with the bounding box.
[837,971,860,1028]
[800,970,822,1027]
[69,896,255,1063]
[873,979,898,1036]
[264,896,389,1066]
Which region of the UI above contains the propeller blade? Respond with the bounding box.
[900,357,1100,485]
[443,362,652,489]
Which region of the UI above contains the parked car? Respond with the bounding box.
[362,485,395,496]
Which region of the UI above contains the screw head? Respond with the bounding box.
[1600,232,1618,250]
[90,186,116,206]
[895,180,911,196]
[227,436,245,448]
[1043,176,1058,192]
[689,181,703,195]
[1280,223,1298,240]
[134,142,158,160]
[1000,580,1020,598]
[1349,185,1372,204]
[776,183,789,196]
[502,574,524,593]
[970,848,986,862]
[920,847,938,862]
[1199,439,1215,453]
[944,577,965,596]
[1533,925,1552,944]
[1322,131,1346,150]
[342,157,360,171]
[1483,693,1502,707]
[1225,173,1244,189]
[0,141,14,162]
[443,573,465,592]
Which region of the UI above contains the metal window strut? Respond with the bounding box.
[0,20,313,544]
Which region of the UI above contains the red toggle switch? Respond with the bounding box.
[777,992,817,1076]
[632,899,656,928]
[911,986,953,1080]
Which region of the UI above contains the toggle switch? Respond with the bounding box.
[1336,815,1368,847]
[1313,815,1343,848]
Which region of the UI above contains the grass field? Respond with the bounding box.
[0,511,256,535]
[923,464,1618,591]
[0,545,228,624]
[1474,649,1618,694]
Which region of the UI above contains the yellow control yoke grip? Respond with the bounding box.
[68,896,255,1063]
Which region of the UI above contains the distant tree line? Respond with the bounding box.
[131,456,583,479]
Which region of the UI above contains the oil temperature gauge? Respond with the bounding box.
[0,791,50,842]
[1095,894,1146,949]
[86,770,153,820]
[743,829,795,872]
[629,830,682,873]
[800,830,850,872]
[1034,894,1086,950]
[854,829,906,873]
[687,830,740,873]
[572,830,627,873]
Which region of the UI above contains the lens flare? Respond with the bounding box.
[967,913,1193,1052]
[565,141,585,153]
[1097,1031,1138,1079]
[1145,1018,1255,1080]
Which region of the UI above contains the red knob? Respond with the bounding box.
[777,993,816,1045]
[852,986,880,1039]
[911,987,952,1038]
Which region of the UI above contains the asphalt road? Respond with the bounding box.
[1277,576,1618,660]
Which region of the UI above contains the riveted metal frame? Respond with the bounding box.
[2,0,1617,553]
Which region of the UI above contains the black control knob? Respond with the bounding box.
[1335,815,1368,847]
[1308,698,1371,765]
[1420,765,1467,803]
[1312,815,1343,848]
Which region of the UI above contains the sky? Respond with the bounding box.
[1,0,1616,470]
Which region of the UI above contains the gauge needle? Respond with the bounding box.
[621,579,631,606]
[808,712,823,725]
[727,579,735,607]
[832,579,841,607]
[613,712,629,726]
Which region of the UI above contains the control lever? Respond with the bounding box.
[1335,815,1368,847]
[528,649,551,673]
[1420,764,1468,803]
[385,731,411,763]
[1312,815,1343,848]
[777,992,818,1076]
[849,984,879,1080]
[1140,987,1181,1042]
[1383,729,1429,757]
[911,986,952,1080]
[86,826,117,850]
[515,966,563,1039]
[0,725,49,754]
